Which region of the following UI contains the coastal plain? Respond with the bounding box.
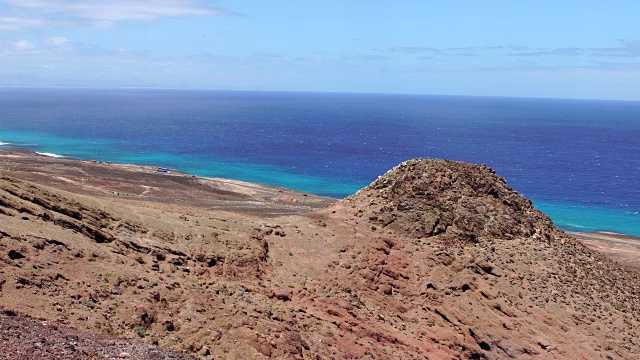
[0,147,639,359]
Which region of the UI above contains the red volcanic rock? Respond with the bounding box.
[0,154,639,359]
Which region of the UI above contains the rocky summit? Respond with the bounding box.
[0,151,639,359]
[350,158,560,242]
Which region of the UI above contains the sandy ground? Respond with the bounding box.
[569,231,640,271]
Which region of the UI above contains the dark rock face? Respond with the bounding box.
[350,158,562,242]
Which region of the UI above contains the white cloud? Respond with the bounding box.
[0,16,44,31]
[389,41,640,62]
[46,36,69,46]
[14,40,35,50]
[0,0,238,30]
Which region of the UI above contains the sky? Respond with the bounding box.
[1,0,639,100]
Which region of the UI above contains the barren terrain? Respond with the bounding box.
[1,147,639,359]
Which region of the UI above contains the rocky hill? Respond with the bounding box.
[351,158,560,242]
[0,153,638,359]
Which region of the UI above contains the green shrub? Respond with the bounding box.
[133,326,146,338]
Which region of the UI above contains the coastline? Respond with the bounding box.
[1,144,639,358]
[568,231,640,270]
[0,145,336,217]
[1,144,639,244]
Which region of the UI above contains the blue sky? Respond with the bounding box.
[1,0,639,100]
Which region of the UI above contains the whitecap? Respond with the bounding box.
[36,152,65,158]
[0,142,9,146]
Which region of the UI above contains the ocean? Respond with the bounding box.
[0,88,638,236]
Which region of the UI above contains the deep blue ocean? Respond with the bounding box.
[0,88,638,236]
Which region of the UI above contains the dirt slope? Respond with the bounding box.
[1,156,639,359]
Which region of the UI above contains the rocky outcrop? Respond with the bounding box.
[347,158,562,243]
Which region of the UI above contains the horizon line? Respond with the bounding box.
[0,85,638,104]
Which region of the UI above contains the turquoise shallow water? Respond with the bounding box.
[0,129,366,197]
[1,129,637,236]
[0,89,638,236]
[534,200,640,236]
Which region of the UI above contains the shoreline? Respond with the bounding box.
[0,141,357,198]
[0,145,336,217]
[1,144,638,242]
[568,231,640,270]
[567,231,640,244]
[0,145,322,193]
[1,143,639,357]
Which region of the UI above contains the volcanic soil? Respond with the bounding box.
[0,148,639,359]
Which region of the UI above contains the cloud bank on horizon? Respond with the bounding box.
[0,0,639,100]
